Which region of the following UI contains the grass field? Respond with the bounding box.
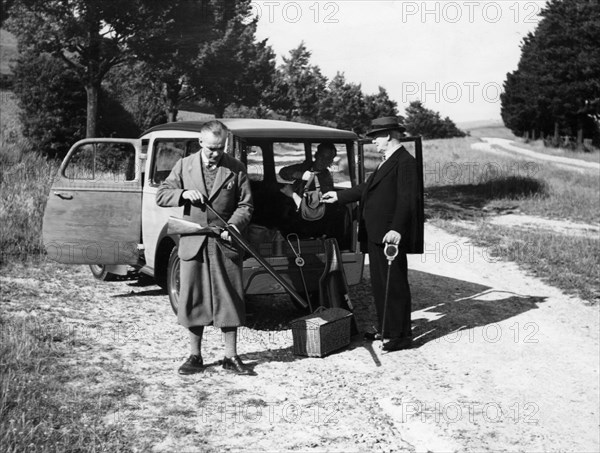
[464,120,600,163]
[508,137,600,164]
[0,90,58,264]
[1,301,141,451]
[422,136,599,303]
[423,137,600,224]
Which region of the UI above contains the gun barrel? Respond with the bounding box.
[204,205,309,310]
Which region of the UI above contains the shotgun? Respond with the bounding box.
[167,214,309,310]
[167,217,220,236]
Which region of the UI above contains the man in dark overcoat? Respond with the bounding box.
[322,116,423,351]
[156,120,255,375]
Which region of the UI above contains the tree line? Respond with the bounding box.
[3,0,465,158]
[501,0,600,149]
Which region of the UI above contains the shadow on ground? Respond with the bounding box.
[425,176,547,220]
[408,269,546,346]
[111,262,547,362]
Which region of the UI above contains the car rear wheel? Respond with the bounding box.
[167,246,180,314]
[89,264,117,281]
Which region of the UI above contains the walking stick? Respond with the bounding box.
[380,243,399,350]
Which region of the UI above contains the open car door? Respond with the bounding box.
[42,139,143,265]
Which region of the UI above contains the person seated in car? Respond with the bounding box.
[278,142,337,208]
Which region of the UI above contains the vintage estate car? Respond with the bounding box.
[42,118,423,311]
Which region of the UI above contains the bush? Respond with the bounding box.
[12,51,87,158]
[404,100,466,139]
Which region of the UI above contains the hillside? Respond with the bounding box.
[457,119,517,140]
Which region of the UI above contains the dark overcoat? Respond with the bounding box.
[336,145,423,339]
[337,146,423,253]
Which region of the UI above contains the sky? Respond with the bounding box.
[253,0,547,124]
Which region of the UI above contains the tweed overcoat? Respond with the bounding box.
[155,152,253,327]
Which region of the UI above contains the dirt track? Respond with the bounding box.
[2,223,598,452]
[473,137,600,172]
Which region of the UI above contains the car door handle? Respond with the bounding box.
[54,191,73,200]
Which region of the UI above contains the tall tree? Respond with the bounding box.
[364,87,399,123]
[103,61,167,132]
[190,1,275,118]
[6,0,170,137]
[320,72,367,133]
[266,42,327,123]
[501,0,600,146]
[134,0,215,122]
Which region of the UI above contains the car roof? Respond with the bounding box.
[142,118,357,140]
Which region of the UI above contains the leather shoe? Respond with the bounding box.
[382,337,413,352]
[222,356,256,376]
[178,354,204,375]
[364,331,382,341]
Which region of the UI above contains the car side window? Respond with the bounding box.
[274,142,307,182]
[64,142,136,181]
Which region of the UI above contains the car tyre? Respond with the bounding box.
[89,264,117,281]
[167,246,180,314]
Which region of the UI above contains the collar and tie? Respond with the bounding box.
[201,153,220,170]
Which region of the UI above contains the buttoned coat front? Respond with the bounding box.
[337,146,423,254]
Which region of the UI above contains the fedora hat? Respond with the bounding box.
[366,116,406,136]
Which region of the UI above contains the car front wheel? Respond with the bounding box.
[167,247,180,314]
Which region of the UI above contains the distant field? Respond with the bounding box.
[459,120,600,163]
[462,123,517,140]
[508,137,600,164]
[424,136,599,302]
[424,137,599,224]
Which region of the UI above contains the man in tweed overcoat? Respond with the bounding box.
[157,120,255,375]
